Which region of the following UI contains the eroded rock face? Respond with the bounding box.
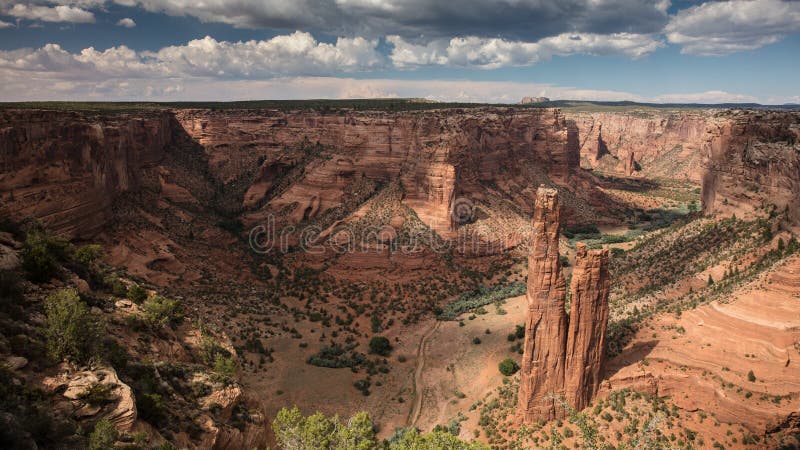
[517,187,568,422]
[701,110,800,222]
[0,110,172,238]
[564,243,610,412]
[569,111,708,180]
[517,188,611,423]
[174,108,580,235]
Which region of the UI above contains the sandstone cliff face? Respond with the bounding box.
[0,110,172,238]
[174,108,580,234]
[701,110,800,223]
[569,111,708,180]
[517,188,611,423]
[517,187,569,422]
[564,243,610,412]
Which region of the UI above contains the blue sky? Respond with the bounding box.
[0,0,798,103]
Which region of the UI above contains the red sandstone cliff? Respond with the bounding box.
[517,188,611,423]
[0,110,173,238]
[173,108,581,235]
[569,111,708,180]
[564,242,610,412]
[701,110,800,223]
[517,187,569,422]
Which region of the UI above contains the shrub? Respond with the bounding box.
[368,336,392,356]
[127,284,148,304]
[81,383,115,407]
[137,392,166,423]
[88,419,119,450]
[21,230,69,282]
[73,244,103,269]
[212,354,237,383]
[43,289,103,364]
[110,278,128,298]
[498,358,520,376]
[273,406,376,450]
[472,337,481,345]
[141,295,183,328]
[747,370,756,382]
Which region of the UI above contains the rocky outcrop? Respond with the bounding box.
[517,187,569,422]
[520,96,550,104]
[701,110,800,222]
[43,366,137,431]
[174,108,581,235]
[517,188,611,423]
[569,111,708,180]
[625,151,636,176]
[0,110,172,238]
[564,243,610,412]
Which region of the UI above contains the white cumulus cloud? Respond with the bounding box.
[0,31,384,79]
[665,0,800,55]
[388,32,663,69]
[5,3,96,23]
[116,17,136,27]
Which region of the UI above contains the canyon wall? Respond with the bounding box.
[701,110,800,223]
[0,110,173,238]
[174,108,580,234]
[517,187,610,423]
[568,111,708,180]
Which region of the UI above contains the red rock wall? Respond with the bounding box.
[0,110,172,238]
[701,110,800,223]
[174,108,580,234]
[568,111,708,180]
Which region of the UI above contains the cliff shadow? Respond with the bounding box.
[604,339,658,380]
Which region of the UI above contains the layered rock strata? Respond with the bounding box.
[174,108,580,234]
[701,110,800,223]
[569,111,708,180]
[0,110,172,238]
[517,187,611,423]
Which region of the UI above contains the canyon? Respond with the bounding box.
[1,102,799,449]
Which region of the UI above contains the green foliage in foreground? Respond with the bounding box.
[498,357,520,376]
[273,406,488,450]
[88,419,119,450]
[43,289,104,364]
[437,283,526,320]
[141,295,183,328]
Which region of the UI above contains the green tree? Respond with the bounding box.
[127,284,148,304]
[141,295,183,328]
[21,229,69,282]
[498,358,520,376]
[273,406,376,450]
[368,336,392,356]
[707,274,714,286]
[73,244,103,268]
[747,370,756,382]
[88,419,119,450]
[212,354,237,383]
[387,427,488,450]
[43,289,103,364]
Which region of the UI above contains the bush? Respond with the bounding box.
[747,370,756,382]
[498,358,520,376]
[273,406,376,450]
[43,289,103,364]
[110,278,128,298]
[141,295,183,328]
[368,336,392,356]
[212,354,237,383]
[88,419,119,450]
[73,244,103,269]
[127,284,148,304]
[472,337,481,345]
[21,230,70,282]
[437,283,525,320]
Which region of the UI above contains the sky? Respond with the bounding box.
[0,0,798,103]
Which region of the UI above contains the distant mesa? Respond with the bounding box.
[520,96,551,104]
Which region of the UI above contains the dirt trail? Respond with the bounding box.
[407,320,441,427]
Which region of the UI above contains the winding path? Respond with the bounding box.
[406,320,441,427]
